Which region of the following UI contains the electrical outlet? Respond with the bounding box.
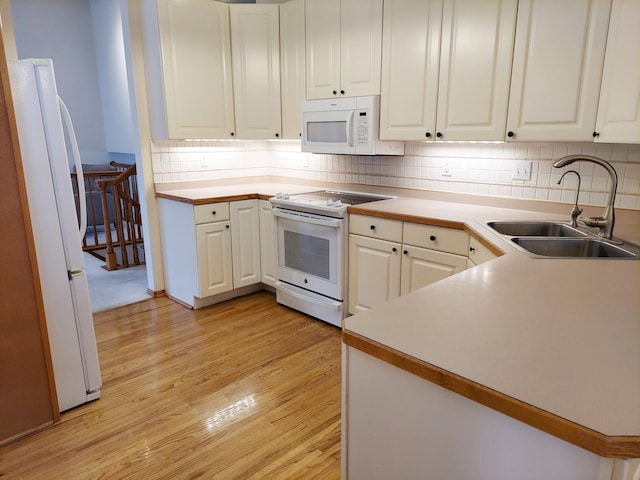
[442,160,452,177]
[512,160,531,180]
[200,155,208,168]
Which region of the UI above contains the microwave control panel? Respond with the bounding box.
[355,110,370,147]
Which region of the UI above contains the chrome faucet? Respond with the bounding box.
[557,170,582,228]
[552,155,618,239]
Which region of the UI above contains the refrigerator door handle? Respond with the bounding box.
[58,96,87,239]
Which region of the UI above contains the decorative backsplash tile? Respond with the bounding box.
[151,140,640,210]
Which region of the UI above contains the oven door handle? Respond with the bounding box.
[272,208,343,227]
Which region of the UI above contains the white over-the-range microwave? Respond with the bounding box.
[301,95,404,156]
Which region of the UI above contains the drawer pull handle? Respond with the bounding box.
[429,235,436,241]
[212,210,216,215]
[370,225,376,230]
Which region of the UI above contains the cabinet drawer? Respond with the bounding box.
[194,202,230,224]
[468,236,498,265]
[403,223,469,255]
[350,214,403,242]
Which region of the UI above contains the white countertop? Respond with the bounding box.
[345,196,640,454]
[154,181,640,454]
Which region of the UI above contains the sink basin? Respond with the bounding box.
[487,221,585,237]
[511,238,639,259]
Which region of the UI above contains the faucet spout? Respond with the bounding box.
[552,155,618,239]
[557,170,583,228]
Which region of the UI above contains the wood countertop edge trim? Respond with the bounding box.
[347,206,465,229]
[155,192,267,204]
[342,329,640,458]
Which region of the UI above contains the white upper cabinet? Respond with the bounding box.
[230,5,282,139]
[594,0,640,144]
[379,0,443,141]
[435,0,517,141]
[149,0,235,139]
[506,0,612,142]
[380,0,516,142]
[279,0,306,139]
[305,0,383,99]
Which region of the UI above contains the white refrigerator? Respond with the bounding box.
[8,58,102,412]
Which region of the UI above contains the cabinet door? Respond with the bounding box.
[506,0,611,142]
[340,0,383,97]
[436,0,517,141]
[157,0,235,139]
[594,0,640,144]
[196,221,233,298]
[230,5,282,139]
[468,236,499,265]
[258,200,276,287]
[280,0,306,139]
[306,0,341,99]
[230,200,261,288]
[348,234,401,314]
[380,0,443,140]
[400,245,467,296]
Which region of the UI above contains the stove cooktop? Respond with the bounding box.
[269,189,395,218]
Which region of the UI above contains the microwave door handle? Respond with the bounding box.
[346,111,354,147]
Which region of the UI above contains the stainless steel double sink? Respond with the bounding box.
[486,221,640,259]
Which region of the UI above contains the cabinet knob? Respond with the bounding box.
[212,210,216,215]
[469,247,476,252]
[403,250,408,255]
[275,133,279,138]
[436,132,442,138]
[299,132,302,137]
[226,224,230,229]
[425,132,432,138]
[593,131,600,138]
[230,132,235,137]
[340,90,345,95]
[392,247,397,252]
[507,131,514,138]
[332,90,337,95]
[429,235,436,241]
[370,225,376,230]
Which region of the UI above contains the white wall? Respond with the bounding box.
[11,0,109,164]
[90,0,136,156]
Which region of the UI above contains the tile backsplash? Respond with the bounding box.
[151,140,640,210]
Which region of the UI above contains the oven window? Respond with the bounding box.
[307,121,347,143]
[283,230,331,279]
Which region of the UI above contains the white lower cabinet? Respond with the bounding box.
[229,200,261,288]
[258,199,276,287]
[158,198,263,308]
[348,235,401,314]
[348,214,474,315]
[468,235,499,266]
[196,220,233,297]
[400,245,467,296]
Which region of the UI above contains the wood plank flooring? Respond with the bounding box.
[0,292,342,479]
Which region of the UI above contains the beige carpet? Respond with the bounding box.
[84,252,151,313]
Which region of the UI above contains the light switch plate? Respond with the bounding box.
[512,160,531,180]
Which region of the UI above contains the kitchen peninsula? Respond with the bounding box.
[342,197,640,480]
[156,180,640,480]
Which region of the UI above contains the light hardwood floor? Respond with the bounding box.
[0,292,342,479]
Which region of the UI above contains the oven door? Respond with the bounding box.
[272,208,345,300]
